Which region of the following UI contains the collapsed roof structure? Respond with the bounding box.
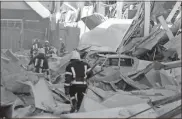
[1,0,181,118]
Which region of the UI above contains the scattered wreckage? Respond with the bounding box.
[1,1,181,118]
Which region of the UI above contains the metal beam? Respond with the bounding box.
[158,16,175,40]
[166,1,181,23]
[144,1,150,36]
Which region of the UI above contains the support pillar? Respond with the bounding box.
[144,1,151,37]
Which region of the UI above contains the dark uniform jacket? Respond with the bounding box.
[30,43,42,58]
[64,59,93,94]
[28,53,49,70]
[44,46,55,56]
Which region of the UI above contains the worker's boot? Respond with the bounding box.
[70,98,77,113]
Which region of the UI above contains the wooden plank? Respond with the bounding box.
[158,16,175,40]
[144,1,151,36]
[166,1,181,23]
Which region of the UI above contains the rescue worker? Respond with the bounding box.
[0,102,13,118]
[57,38,66,57]
[30,38,41,59]
[43,40,54,58]
[64,50,93,113]
[28,48,50,80]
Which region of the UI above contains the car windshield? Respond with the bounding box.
[109,58,134,67]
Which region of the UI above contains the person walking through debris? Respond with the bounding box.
[30,38,42,59]
[64,50,93,113]
[28,48,50,80]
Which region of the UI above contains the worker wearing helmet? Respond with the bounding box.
[30,38,42,59]
[28,48,50,80]
[64,50,93,113]
[43,40,54,58]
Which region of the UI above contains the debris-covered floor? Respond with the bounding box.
[1,1,181,118]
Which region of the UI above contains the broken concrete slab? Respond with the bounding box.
[52,103,71,115]
[20,77,56,111]
[86,89,103,103]
[101,93,148,108]
[130,88,178,102]
[13,106,33,118]
[145,69,162,87]
[79,95,108,112]
[2,73,31,93]
[88,86,115,100]
[4,49,19,62]
[159,69,178,86]
[1,86,19,106]
[164,34,181,49]
[61,103,158,118]
[47,83,70,102]
[1,58,25,75]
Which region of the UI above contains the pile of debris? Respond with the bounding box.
[1,1,181,118]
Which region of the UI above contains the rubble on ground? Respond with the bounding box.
[1,1,181,118]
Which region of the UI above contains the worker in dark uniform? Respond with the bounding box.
[64,50,93,113]
[30,38,42,59]
[43,40,55,58]
[28,48,50,80]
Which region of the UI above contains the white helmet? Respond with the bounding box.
[45,40,49,43]
[38,48,45,54]
[71,50,80,60]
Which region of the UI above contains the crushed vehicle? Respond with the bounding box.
[85,50,152,76]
